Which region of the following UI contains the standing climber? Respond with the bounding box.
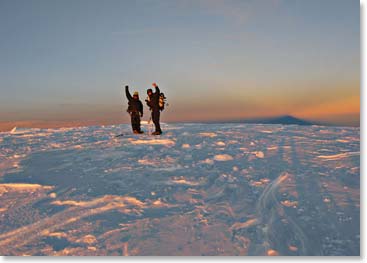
[146,83,163,135]
[125,85,144,134]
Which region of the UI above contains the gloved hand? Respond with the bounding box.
[152,83,157,88]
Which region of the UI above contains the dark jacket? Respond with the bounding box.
[125,86,143,115]
[146,86,160,111]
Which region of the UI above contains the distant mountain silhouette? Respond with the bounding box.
[242,115,313,125]
[207,115,314,126]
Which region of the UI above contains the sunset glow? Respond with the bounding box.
[0,0,359,130]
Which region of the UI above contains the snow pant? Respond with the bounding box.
[130,112,141,132]
[152,110,162,133]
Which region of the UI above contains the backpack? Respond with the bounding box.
[146,92,167,111]
[159,93,167,111]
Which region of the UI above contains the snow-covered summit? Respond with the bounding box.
[0,123,360,255]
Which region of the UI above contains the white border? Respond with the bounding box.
[0,1,365,262]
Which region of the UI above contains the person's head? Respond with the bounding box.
[133,91,139,99]
[147,89,153,97]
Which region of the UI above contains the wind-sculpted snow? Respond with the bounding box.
[0,123,360,255]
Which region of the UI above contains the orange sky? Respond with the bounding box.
[0,0,359,129]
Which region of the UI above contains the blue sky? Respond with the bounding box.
[0,0,360,125]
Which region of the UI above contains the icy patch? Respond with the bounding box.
[44,232,68,238]
[199,132,217,137]
[138,159,157,166]
[230,218,259,230]
[76,234,97,245]
[215,141,226,146]
[252,151,265,158]
[49,193,57,199]
[336,139,349,143]
[213,154,233,161]
[130,139,175,146]
[182,144,190,149]
[250,181,264,187]
[317,152,359,160]
[152,165,183,171]
[168,178,200,186]
[73,145,83,149]
[0,183,53,192]
[195,144,202,149]
[267,249,279,256]
[281,200,298,208]
[51,195,145,208]
[200,158,214,165]
[288,246,298,252]
[138,156,178,169]
[250,178,270,187]
[267,146,278,150]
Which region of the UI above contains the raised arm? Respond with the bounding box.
[152,83,160,94]
[125,85,132,101]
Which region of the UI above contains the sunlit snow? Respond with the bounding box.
[0,123,360,256]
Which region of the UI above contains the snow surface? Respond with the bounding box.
[0,123,360,256]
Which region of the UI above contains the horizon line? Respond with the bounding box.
[0,116,360,132]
